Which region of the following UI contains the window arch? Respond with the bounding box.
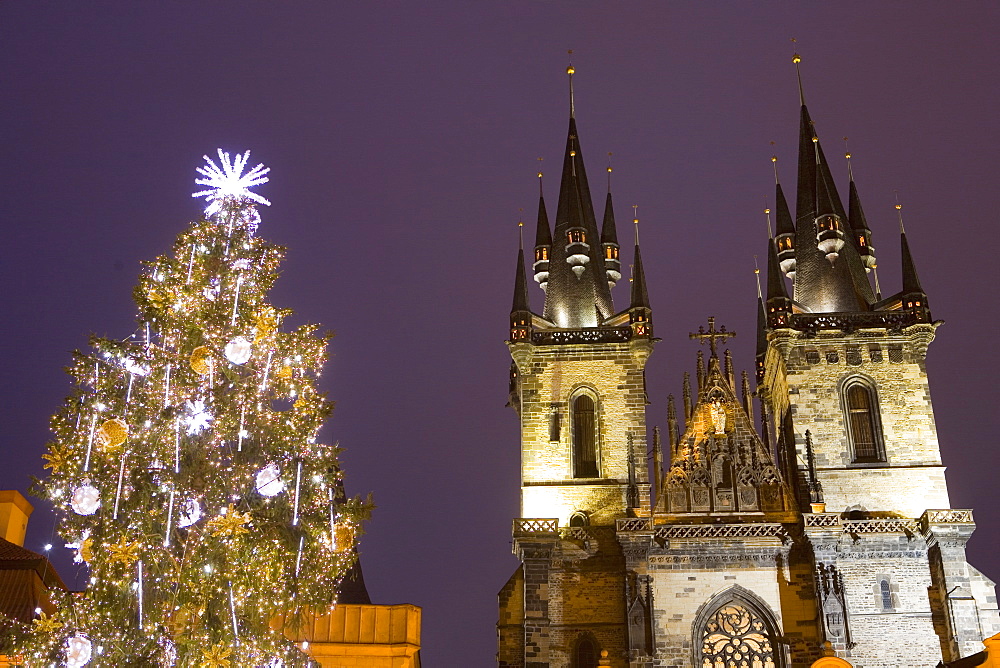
[694,588,784,668]
[841,377,885,463]
[572,392,599,478]
[573,635,598,668]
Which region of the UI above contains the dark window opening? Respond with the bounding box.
[573,394,598,478]
[846,382,883,462]
[574,637,598,668]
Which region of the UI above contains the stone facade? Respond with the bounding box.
[498,72,998,667]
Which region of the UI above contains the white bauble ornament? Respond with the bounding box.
[224,336,253,365]
[65,634,92,667]
[178,499,202,528]
[183,400,213,435]
[70,484,100,515]
[255,463,284,497]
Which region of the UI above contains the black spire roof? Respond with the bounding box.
[630,243,650,309]
[601,191,619,245]
[534,193,552,248]
[766,238,789,301]
[900,229,924,295]
[774,182,795,238]
[512,243,530,314]
[790,98,875,312]
[847,178,872,237]
[542,115,615,327]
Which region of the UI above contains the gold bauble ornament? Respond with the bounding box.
[276,365,293,379]
[334,522,355,554]
[190,346,214,375]
[96,418,128,450]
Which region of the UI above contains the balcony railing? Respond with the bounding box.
[532,327,632,346]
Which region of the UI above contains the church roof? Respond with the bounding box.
[541,111,616,327]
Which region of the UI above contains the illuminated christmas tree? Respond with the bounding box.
[19,150,368,666]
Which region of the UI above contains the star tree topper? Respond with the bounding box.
[192,149,271,215]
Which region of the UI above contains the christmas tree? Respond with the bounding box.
[17,150,368,666]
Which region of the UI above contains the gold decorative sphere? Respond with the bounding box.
[567,65,575,75]
[792,53,801,64]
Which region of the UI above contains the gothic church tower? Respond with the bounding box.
[498,61,1000,668]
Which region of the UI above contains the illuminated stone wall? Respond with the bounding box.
[764,323,949,518]
[511,339,651,525]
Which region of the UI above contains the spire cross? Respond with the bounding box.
[689,317,736,359]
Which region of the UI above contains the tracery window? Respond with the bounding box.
[700,604,777,668]
[572,393,598,478]
[843,379,884,463]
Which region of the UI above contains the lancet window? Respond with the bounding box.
[572,392,598,478]
[843,378,884,463]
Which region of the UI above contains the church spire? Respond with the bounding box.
[510,223,532,342]
[895,202,930,321]
[790,54,874,313]
[765,237,792,328]
[845,142,877,273]
[772,155,797,279]
[532,169,552,291]
[601,159,621,288]
[541,65,616,328]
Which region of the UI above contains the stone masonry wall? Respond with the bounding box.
[514,340,651,524]
[767,325,950,518]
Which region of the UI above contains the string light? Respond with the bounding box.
[17,151,368,666]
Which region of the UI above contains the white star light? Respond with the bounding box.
[183,399,213,435]
[192,149,270,216]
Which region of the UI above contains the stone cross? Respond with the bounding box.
[689,317,735,359]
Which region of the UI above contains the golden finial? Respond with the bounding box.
[536,157,544,195]
[517,209,524,248]
[607,152,613,191]
[792,53,801,64]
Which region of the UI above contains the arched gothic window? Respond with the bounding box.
[842,379,884,463]
[697,595,782,668]
[573,636,598,668]
[572,393,598,478]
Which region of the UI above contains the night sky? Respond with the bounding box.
[3,4,999,664]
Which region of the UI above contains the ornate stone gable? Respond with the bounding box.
[662,352,787,515]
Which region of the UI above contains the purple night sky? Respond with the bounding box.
[3,4,999,664]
